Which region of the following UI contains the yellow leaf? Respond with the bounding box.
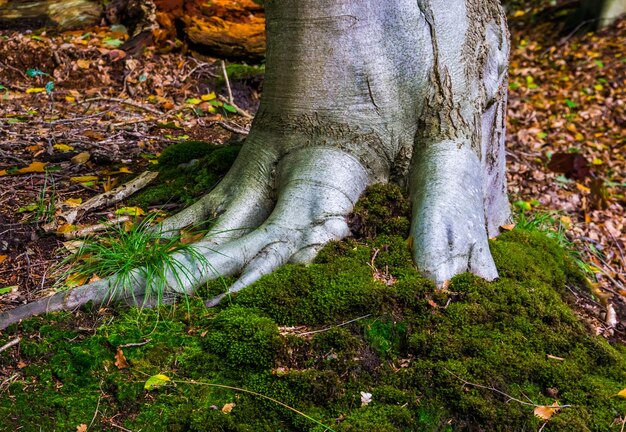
[221,403,236,413]
[144,374,170,390]
[118,166,133,173]
[591,158,603,165]
[26,87,46,94]
[115,206,144,216]
[65,273,89,287]
[115,348,130,370]
[57,224,78,234]
[559,216,572,230]
[0,255,7,264]
[576,183,590,192]
[201,92,217,101]
[513,10,525,17]
[617,388,626,398]
[53,143,74,152]
[64,198,83,207]
[71,152,91,164]
[76,59,91,69]
[65,96,76,102]
[70,175,99,183]
[20,161,48,173]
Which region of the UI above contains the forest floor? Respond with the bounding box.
[0,4,624,333]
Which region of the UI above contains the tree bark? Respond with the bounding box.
[568,0,626,31]
[0,0,511,328]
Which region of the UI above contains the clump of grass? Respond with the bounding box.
[514,209,596,278]
[59,216,213,306]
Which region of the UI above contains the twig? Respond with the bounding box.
[0,337,20,353]
[444,368,573,409]
[119,339,151,348]
[55,171,159,226]
[63,216,131,240]
[221,60,234,105]
[297,314,372,336]
[88,394,102,429]
[81,97,164,116]
[217,121,249,135]
[218,95,253,119]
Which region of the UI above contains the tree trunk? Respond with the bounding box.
[568,0,626,31]
[0,0,511,328]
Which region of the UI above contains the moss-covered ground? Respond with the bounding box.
[1,185,626,431]
[129,140,241,208]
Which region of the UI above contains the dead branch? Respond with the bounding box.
[0,337,20,353]
[57,171,159,226]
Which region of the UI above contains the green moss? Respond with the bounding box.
[130,141,240,207]
[349,183,411,240]
[2,185,626,431]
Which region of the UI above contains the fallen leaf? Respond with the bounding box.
[64,198,83,207]
[144,374,170,390]
[62,240,83,252]
[534,403,560,420]
[0,255,7,264]
[0,286,18,295]
[115,206,145,216]
[65,273,89,287]
[4,161,48,176]
[71,152,91,164]
[617,388,626,398]
[17,361,27,369]
[26,87,46,94]
[76,59,91,69]
[70,175,98,183]
[115,348,130,369]
[53,143,74,152]
[500,223,516,231]
[221,403,236,413]
[76,424,87,432]
[547,153,590,180]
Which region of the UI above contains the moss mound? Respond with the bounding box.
[1,185,625,431]
[130,141,241,207]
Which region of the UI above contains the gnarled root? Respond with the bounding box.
[0,147,369,330]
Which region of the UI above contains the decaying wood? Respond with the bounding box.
[0,0,266,60]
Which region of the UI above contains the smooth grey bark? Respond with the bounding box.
[0,0,511,329]
[568,0,626,31]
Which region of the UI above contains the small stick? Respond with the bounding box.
[217,121,249,135]
[119,339,151,348]
[221,60,234,106]
[58,171,159,225]
[63,216,131,240]
[444,368,573,409]
[297,314,372,336]
[0,337,20,353]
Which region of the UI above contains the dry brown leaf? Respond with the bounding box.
[76,424,87,432]
[533,403,560,420]
[0,255,7,264]
[115,348,130,370]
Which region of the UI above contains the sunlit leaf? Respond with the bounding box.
[115,206,145,216]
[144,374,170,390]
